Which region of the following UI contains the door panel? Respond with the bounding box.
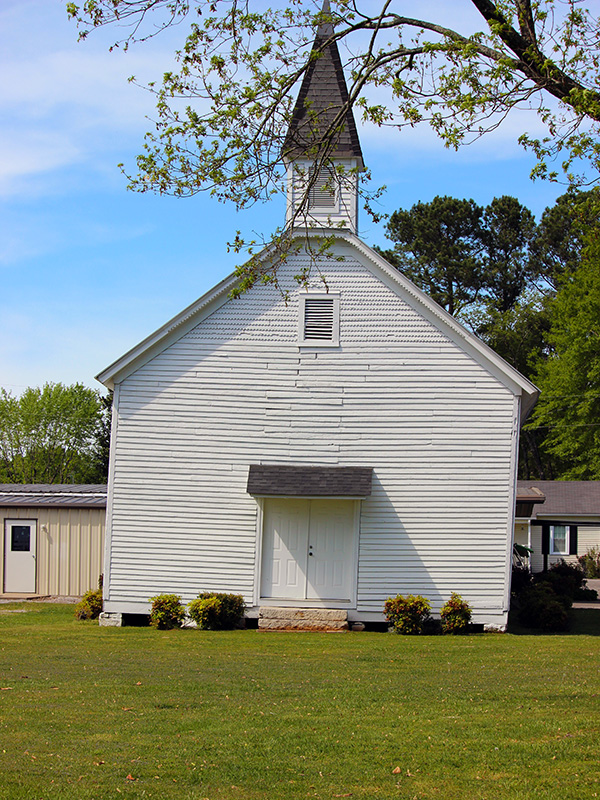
[260,499,309,599]
[306,500,355,601]
[4,520,37,593]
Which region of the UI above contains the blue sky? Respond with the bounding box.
[1,0,569,394]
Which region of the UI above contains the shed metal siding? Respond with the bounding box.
[1,506,105,596]
[106,251,518,624]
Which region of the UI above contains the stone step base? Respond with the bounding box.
[258,606,348,631]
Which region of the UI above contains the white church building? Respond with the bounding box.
[98,12,537,631]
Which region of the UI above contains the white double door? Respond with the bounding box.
[260,498,356,602]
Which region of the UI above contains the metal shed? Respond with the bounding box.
[0,485,106,597]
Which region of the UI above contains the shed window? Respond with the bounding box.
[11,526,31,552]
[309,166,337,209]
[299,294,340,346]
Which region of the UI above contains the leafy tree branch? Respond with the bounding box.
[65,1,600,288]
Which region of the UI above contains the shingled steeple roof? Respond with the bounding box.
[283,1,363,165]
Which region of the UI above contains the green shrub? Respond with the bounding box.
[535,560,585,599]
[188,592,245,630]
[384,594,431,635]
[440,592,472,634]
[149,594,186,630]
[188,595,220,629]
[74,588,103,620]
[578,547,600,578]
[511,565,532,596]
[421,616,443,635]
[518,584,571,632]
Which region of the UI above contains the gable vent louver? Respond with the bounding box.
[304,297,335,340]
[310,167,336,208]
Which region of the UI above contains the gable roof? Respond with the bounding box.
[282,1,363,164]
[96,229,538,422]
[0,484,107,508]
[517,480,600,518]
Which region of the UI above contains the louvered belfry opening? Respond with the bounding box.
[304,297,335,340]
[309,166,336,208]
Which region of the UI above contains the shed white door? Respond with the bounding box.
[3,520,37,593]
[261,499,356,602]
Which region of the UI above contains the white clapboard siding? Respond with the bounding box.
[106,249,519,625]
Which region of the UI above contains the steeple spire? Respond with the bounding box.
[316,0,334,41]
[283,1,363,232]
[283,1,363,164]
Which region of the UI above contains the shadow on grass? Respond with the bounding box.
[508,606,600,636]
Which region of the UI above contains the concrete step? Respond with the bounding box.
[258,606,348,631]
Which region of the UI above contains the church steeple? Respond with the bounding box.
[283,0,363,233]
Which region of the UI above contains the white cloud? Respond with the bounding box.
[0,0,178,199]
[0,130,85,196]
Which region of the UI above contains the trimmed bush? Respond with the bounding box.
[421,616,443,636]
[74,588,103,620]
[384,594,431,635]
[440,593,472,634]
[149,594,186,630]
[518,583,572,632]
[578,547,600,578]
[188,592,245,630]
[535,560,585,599]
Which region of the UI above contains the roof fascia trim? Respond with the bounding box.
[96,269,242,388]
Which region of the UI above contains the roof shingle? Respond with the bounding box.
[516,480,600,517]
[282,8,363,163]
[247,465,372,497]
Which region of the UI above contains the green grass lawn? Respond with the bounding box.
[1,603,599,800]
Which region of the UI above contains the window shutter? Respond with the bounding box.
[310,167,336,208]
[541,524,550,555]
[304,297,335,341]
[569,525,578,555]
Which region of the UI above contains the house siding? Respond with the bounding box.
[105,251,519,625]
[529,520,600,573]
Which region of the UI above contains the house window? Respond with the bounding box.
[299,293,340,346]
[309,166,337,209]
[550,525,568,555]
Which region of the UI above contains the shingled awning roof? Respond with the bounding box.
[0,484,107,508]
[282,1,363,164]
[247,465,372,497]
[515,485,545,518]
